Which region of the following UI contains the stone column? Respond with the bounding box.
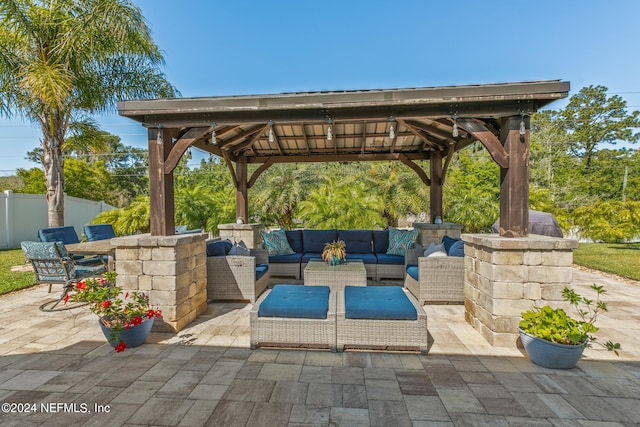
[218,223,265,249]
[413,222,463,247]
[462,234,578,347]
[112,233,208,332]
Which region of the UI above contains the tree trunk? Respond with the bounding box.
[41,111,66,227]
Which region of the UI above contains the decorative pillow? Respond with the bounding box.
[442,235,461,253]
[261,229,295,256]
[206,239,232,257]
[427,250,447,257]
[423,242,445,257]
[386,227,418,256]
[448,239,465,257]
[228,240,250,256]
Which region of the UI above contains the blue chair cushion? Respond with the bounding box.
[373,230,390,254]
[258,284,330,319]
[448,240,465,257]
[406,264,419,281]
[269,253,303,263]
[338,230,373,253]
[255,264,269,281]
[38,226,80,244]
[84,224,116,241]
[345,253,377,264]
[442,235,461,253]
[301,253,323,263]
[206,239,233,257]
[285,230,303,253]
[375,253,405,265]
[344,286,417,320]
[302,229,337,253]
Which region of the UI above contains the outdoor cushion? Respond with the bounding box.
[285,229,304,253]
[206,239,232,257]
[345,253,377,264]
[344,286,417,320]
[38,226,80,244]
[427,250,447,257]
[258,284,330,319]
[268,253,303,263]
[448,240,465,257]
[301,253,323,263]
[386,227,418,256]
[406,264,419,281]
[84,224,116,242]
[302,229,337,253]
[373,230,390,253]
[229,240,250,256]
[423,242,445,257]
[442,235,461,253]
[375,253,405,265]
[338,230,373,253]
[261,229,295,256]
[255,264,269,280]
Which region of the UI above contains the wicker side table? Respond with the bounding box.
[304,259,367,291]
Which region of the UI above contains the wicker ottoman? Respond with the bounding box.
[250,285,336,351]
[336,286,428,354]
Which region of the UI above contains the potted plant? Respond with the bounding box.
[518,283,620,369]
[322,239,347,265]
[65,272,162,352]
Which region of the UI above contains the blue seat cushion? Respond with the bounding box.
[338,230,373,253]
[255,264,269,281]
[345,253,377,264]
[84,224,116,241]
[302,230,337,253]
[302,253,323,263]
[258,284,330,319]
[345,286,417,320]
[448,240,465,257]
[206,239,233,257]
[269,253,303,263]
[285,230,303,253]
[38,226,80,244]
[373,230,389,254]
[375,253,405,265]
[406,264,419,281]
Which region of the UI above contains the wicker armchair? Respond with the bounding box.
[403,247,464,304]
[206,249,270,303]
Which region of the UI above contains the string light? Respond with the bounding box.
[389,117,395,139]
[156,125,163,145]
[209,123,216,145]
[326,118,333,141]
[519,114,526,136]
[268,120,275,142]
[452,115,459,138]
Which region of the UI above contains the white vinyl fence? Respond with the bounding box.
[0,190,116,249]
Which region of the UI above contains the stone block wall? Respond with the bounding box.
[461,234,578,347]
[218,223,265,249]
[413,222,463,247]
[112,233,208,333]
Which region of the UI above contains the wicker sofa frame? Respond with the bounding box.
[403,247,464,304]
[206,249,270,303]
[250,288,337,351]
[336,288,428,354]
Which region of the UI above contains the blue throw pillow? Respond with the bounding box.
[442,235,460,253]
[386,227,418,256]
[448,240,465,257]
[206,239,232,257]
[261,229,295,256]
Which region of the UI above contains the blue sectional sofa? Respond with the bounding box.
[265,229,417,281]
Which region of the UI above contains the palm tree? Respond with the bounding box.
[0,0,176,226]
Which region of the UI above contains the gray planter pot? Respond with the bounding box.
[518,327,586,369]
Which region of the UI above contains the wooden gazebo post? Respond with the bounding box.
[236,156,248,223]
[430,151,443,222]
[148,127,175,235]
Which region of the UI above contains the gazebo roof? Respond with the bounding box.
[118,80,569,164]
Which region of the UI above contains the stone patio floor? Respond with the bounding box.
[1,268,639,426]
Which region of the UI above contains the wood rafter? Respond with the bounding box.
[441,146,455,185]
[248,157,276,188]
[404,119,458,143]
[164,127,208,174]
[301,123,311,154]
[232,124,269,156]
[398,153,430,186]
[220,149,238,188]
[456,118,509,168]
[217,125,264,150]
[399,119,440,151]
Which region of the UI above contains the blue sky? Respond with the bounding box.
[2,0,640,175]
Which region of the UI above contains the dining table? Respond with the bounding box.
[66,240,116,271]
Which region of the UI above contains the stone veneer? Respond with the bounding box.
[218,223,265,249]
[112,233,208,333]
[461,233,579,347]
[413,222,463,247]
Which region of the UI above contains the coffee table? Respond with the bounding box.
[304,259,367,290]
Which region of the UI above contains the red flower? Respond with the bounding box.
[63,293,70,304]
[146,309,155,319]
[124,321,131,330]
[99,300,110,309]
[114,342,127,352]
[77,281,86,290]
[131,315,143,326]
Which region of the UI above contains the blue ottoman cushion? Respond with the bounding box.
[345,286,417,320]
[258,284,330,319]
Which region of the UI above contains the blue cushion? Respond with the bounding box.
[345,253,377,264]
[258,284,330,319]
[373,230,389,253]
[84,224,116,241]
[344,286,417,320]
[301,253,323,263]
[269,253,303,263]
[302,230,337,253]
[448,240,465,257]
[255,264,269,280]
[338,230,373,253]
[375,253,405,265]
[406,264,419,281]
[206,240,233,257]
[38,226,80,244]
[285,230,303,253]
[442,236,461,253]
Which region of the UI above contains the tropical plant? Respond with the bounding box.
[572,200,640,243]
[519,284,620,353]
[0,0,176,227]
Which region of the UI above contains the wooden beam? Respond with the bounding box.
[404,119,458,142]
[430,151,443,222]
[301,123,311,154]
[217,125,264,149]
[164,127,208,174]
[236,157,248,223]
[232,124,269,156]
[441,146,455,185]
[398,119,442,151]
[148,127,175,236]
[248,157,276,188]
[245,152,431,164]
[456,118,509,168]
[398,154,431,186]
[220,149,238,189]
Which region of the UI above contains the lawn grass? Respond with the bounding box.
[573,242,640,282]
[0,249,36,295]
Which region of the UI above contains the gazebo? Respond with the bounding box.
[116,80,578,346]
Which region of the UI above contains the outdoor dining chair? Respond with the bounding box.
[38,226,105,267]
[84,224,116,241]
[21,241,107,312]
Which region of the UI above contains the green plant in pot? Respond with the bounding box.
[518,283,620,369]
[322,239,346,265]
